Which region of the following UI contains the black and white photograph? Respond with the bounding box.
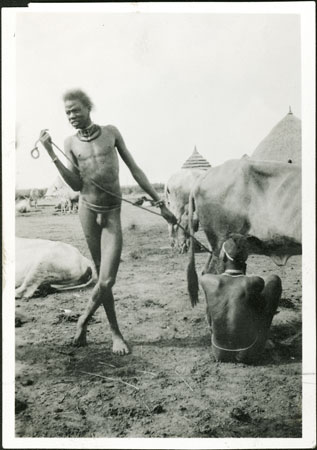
[2,2,316,448]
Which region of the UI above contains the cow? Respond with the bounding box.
[59,186,79,213]
[165,169,207,252]
[187,158,301,306]
[16,198,31,214]
[58,193,72,214]
[47,177,79,213]
[15,237,95,298]
[29,188,40,209]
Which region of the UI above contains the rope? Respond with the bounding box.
[35,139,213,255]
[50,142,161,214]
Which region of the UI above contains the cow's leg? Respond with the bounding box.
[15,284,38,299]
[202,251,226,274]
[202,253,214,274]
[15,268,41,299]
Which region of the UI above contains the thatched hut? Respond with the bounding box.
[251,108,301,165]
[181,146,211,170]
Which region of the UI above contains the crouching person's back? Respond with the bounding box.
[200,236,282,364]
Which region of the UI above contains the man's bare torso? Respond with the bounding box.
[200,274,265,348]
[67,126,121,206]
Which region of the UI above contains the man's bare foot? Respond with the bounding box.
[73,316,88,346]
[112,335,130,355]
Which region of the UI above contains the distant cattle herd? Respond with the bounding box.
[15,182,79,214]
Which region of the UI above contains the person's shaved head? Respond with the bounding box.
[63,89,94,111]
[222,234,248,264]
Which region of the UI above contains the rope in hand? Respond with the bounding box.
[31,138,213,255]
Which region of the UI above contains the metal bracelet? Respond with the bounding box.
[154,199,165,208]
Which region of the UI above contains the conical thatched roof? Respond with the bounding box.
[46,176,66,196]
[251,108,301,165]
[181,146,211,170]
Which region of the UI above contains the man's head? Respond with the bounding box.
[220,234,248,270]
[63,89,93,129]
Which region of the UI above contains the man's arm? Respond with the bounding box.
[39,130,82,191]
[247,276,266,311]
[200,274,221,331]
[112,126,176,224]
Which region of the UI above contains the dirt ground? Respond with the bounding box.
[15,201,302,438]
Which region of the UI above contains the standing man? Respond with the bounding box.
[200,235,282,363]
[39,89,176,355]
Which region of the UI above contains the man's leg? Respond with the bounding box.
[99,209,128,354]
[74,208,129,354]
[78,202,102,274]
[73,203,102,346]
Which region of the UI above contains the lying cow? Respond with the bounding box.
[165,169,206,252]
[187,158,301,306]
[15,237,95,298]
[16,198,31,214]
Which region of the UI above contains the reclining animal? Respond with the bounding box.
[15,237,95,298]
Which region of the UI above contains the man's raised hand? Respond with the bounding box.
[39,129,55,158]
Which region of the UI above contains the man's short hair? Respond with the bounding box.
[63,89,94,111]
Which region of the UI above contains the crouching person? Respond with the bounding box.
[200,235,282,364]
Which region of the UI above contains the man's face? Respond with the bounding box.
[65,99,91,129]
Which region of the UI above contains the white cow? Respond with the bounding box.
[16,198,31,214]
[29,188,41,209]
[47,177,79,214]
[165,169,207,252]
[15,237,95,298]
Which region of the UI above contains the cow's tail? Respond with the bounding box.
[186,192,199,307]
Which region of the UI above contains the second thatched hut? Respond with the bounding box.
[251,108,301,165]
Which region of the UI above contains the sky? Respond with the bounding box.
[14,9,301,188]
